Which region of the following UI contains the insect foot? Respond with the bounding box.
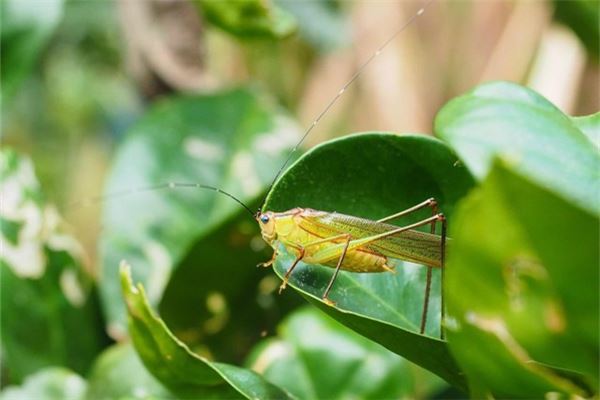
[257,251,278,268]
[322,297,336,307]
[257,260,273,268]
[278,280,288,294]
[382,264,396,274]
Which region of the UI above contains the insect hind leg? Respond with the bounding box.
[376,197,438,224]
[375,198,444,337]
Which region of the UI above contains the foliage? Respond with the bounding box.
[0,0,64,105]
[246,307,445,399]
[0,368,86,400]
[553,0,599,58]
[98,87,302,341]
[264,133,474,389]
[196,0,297,39]
[0,150,105,382]
[1,1,598,399]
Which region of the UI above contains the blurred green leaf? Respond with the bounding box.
[263,132,475,389]
[0,149,105,382]
[86,343,174,399]
[0,368,86,400]
[0,0,64,104]
[247,307,446,399]
[435,81,600,216]
[446,162,598,398]
[275,0,350,51]
[100,87,300,338]
[571,111,599,150]
[553,0,599,58]
[159,210,304,363]
[197,0,296,39]
[120,264,295,399]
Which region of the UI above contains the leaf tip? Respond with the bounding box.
[119,260,137,296]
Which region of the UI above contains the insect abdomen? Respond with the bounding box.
[321,249,389,273]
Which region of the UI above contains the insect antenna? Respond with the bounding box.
[67,182,255,217]
[258,0,436,212]
[67,0,434,220]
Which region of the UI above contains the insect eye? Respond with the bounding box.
[260,215,270,224]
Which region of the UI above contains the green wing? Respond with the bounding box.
[298,210,444,268]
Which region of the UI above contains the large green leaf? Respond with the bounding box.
[0,0,63,104]
[120,264,295,399]
[435,81,600,216]
[0,149,104,382]
[196,0,296,39]
[446,162,598,398]
[247,307,446,399]
[0,368,86,400]
[86,343,174,399]
[99,87,300,338]
[263,132,475,389]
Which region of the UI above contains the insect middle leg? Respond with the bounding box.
[277,233,350,294]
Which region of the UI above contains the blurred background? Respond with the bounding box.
[2,0,598,262]
[1,0,598,396]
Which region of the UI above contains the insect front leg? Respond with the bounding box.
[257,245,279,268]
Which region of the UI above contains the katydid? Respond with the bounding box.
[255,202,447,336]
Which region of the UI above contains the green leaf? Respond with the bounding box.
[571,111,599,150]
[435,81,600,216]
[0,368,86,400]
[553,0,599,58]
[263,132,475,389]
[86,343,174,399]
[0,0,64,104]
[197,0,296,39]
[120,263,296,399]
[0,149,105,382]
[445,161,598,398]
[247,307,446,399]
[99,87,300,338]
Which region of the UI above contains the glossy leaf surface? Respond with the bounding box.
[435,81,599,216]
[263,132,475,389]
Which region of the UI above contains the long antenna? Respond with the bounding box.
[68,182,255,217]
[67,1,434,219]
[259,0,436,211]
